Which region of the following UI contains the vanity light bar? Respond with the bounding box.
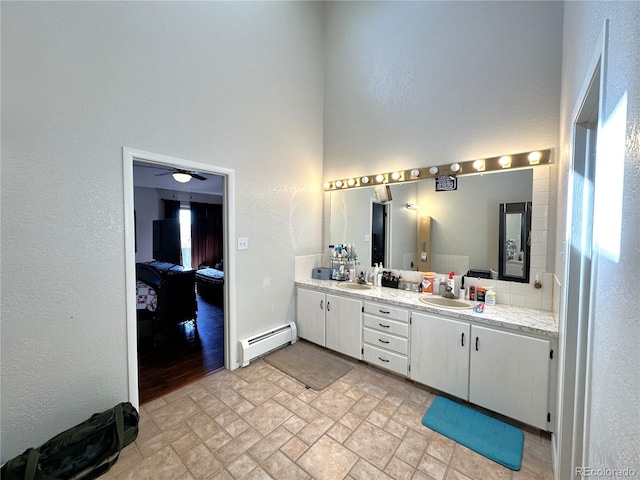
[323,149,551,190]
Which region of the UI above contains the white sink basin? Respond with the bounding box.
[419,296,474,309]
[337,282,375,291]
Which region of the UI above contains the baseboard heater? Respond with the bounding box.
[239,322,297,367]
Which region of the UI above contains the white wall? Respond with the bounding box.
[323,1,563,181]
[556,1,640,472]
[0,1,324,462]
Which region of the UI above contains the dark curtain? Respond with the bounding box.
[191,202,223,269]
[163,199,181,219]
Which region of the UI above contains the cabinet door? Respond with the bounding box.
[296,288,326,346]
[410,312,470,400]
[469,325,550,430]
[326,294,362,359]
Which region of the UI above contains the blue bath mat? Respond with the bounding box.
[422,396,523,470]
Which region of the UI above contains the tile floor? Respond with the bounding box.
[105,348,555,480]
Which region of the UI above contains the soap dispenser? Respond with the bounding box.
[372,263,379,286]
[447,272,455,294]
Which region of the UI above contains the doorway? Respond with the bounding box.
[122,147,235,408]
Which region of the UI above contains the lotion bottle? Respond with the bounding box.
[372,263,379,286]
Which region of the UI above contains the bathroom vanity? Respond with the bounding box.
[295,278,558,431]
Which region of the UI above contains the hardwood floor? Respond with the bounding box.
[138,293,224,403]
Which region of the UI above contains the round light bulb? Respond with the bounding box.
[335,180,343,188]
[450,163,461,173]
[323,182,331,190]
[473,160,485,171]
[375,174,384,183]
[410,169,420,178]
[528,151,542,164]
[391,172,400,181]
[361,176,370,184]
[347,178,355,187]
[499,156,511,167]
[429,166,439,175]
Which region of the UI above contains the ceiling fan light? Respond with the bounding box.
[172,172,192,183]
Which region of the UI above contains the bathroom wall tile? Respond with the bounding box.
[531,230,547,244]
[510,283,528,296]
[510,294,526,307]
[541,297,552,311]
[526,296,543,310]
[496,281,512,294]
[533,190,549,206]
[532,217,548,231]
[532,204,549,218]
[531,255,547,270]
[530,241,547,257]
[533,165,550,180]
[496,293,511,305]
[533,178,550,193]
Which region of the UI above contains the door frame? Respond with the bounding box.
[122,147,236,408]
[555,20,608,479]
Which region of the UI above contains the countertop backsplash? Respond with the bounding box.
[294,255,555,312]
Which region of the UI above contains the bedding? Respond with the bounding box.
[196,267,224,305]
[136,280,157,311]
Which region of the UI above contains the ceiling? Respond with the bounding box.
[133,161,224,196]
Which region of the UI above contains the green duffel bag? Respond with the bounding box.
[1,402,139,480]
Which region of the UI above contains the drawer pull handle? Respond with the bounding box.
[378,338,390,344]
[476,336,479,351]
[379,323,390,328]
[327,301,330,312]
[320,300,324,310]
[378,357,390,363]
[379,309,391,314]
[461,332,464,346]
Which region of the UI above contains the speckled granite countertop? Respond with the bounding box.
[296,278,558,338]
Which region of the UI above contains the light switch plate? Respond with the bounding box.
[238,237,249,250]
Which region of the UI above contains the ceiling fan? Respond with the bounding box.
[155,168,208,183]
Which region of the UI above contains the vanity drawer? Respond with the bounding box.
[363,302,409,323]
[363,314,409,337]
[363,344,408,376]
[363,327,408,355]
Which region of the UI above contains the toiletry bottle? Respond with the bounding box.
[476,286,486,303]
[377,263,383,287]
[438,277,447,295]
[485,287,496,305]
[447,272,455,293]
[469,285,476,301]
[372,263,379,286]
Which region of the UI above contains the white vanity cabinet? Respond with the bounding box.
[469,325,551,430]
[296,288,326,346]
[410,311,553,430]
[295,288,362,360]
[410,312,470,400]
[362,301,410,376]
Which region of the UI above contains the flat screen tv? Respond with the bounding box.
[152,218,181,265]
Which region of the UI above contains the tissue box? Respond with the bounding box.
[312,267,331,280]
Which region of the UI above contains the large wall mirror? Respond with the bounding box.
[327,168,533,277]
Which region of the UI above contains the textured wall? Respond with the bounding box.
[323,1,563,181]
[1,1,324,462]
[557,1,640,472]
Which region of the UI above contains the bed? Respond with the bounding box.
[196,263,224,305]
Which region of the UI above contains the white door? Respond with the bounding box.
[295,288,326,346]
[410,312,470,400]
[469,325,551,429]
[326,294,362,359]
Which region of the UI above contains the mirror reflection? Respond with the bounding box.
[328,169,533,277]
[498,202,532,283]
